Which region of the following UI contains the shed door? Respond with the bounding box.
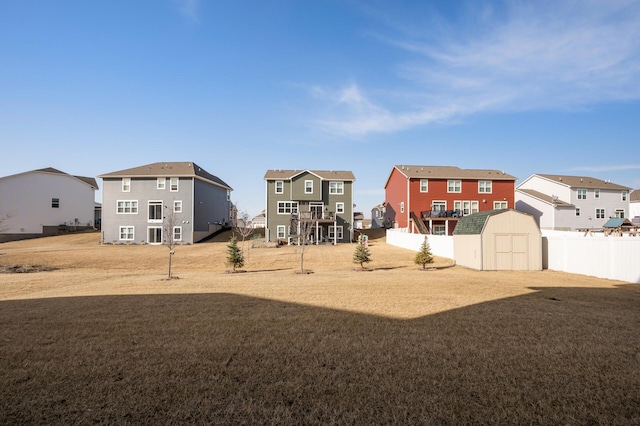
[495,234,528,270]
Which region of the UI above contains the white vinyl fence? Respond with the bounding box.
[386,228,640,283]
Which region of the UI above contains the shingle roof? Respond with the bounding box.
[393,165,517,181]
[516,188,573,207]
[537,174,631,190]
[453,209,509,235]
[602,218,634,228]
[99,162,232,190]
[631,189,640,202]
[264,169,355,180]
[34,167,98,189]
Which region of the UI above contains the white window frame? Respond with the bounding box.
[147,226,163,244]
[148,200,163,223]
[275,181,284,194]
[173,226,182,242]
[157,178,166,190]
[433,201,446,211]
[615,209,625,218]
[594,189,600,199]
[336,202,345,214]
[328,225,343,240]
[622,191,628,201]
[277,201,298,214]
[493,201,507,209]
[478,181,492,194]
[433,225,446,236]
[122,178,131,192]
[575,207,581,217]
[329,181,344,195]
[170,177,179,192]
[595,208,605,219]
[420,179,428,193]
[276,225,286,239]
[400,202,405,213]
[305,180,313,194]
[447,180,461,193]
[119,226,135,241]
[117,200,138,214]
[173,200,182,213]
[577,189,587,200]
[471,201,479,214]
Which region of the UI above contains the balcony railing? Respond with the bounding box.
[421,209,462,219]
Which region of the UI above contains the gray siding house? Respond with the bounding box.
[264,169,356,244]
[0,167,98,242]
[99,162,232,244]
[515,174,631,231]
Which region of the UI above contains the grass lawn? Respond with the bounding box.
[1,231,639,424]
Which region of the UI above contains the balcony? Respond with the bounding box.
[421,209,462,219]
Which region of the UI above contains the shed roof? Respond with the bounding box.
[453,209,509,235]
[602,218,635,228]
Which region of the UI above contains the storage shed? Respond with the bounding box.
[453,209,542,271]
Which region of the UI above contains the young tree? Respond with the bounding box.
[226,236,244,272]
[234,209,254,258]
[414,236,434,270]
[352,242,372,270]
[294,211,316,273]
[163,206,180,279]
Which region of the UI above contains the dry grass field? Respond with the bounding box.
[1,231,639,424]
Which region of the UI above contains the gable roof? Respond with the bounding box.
[453,209,511,235]
[0,167,98,189]
[602,218,635,228]
[631,189,640,202]
[516,188,573,207]
[534,174,631,191]
[264,169,355,181]
[386,165,516,188]
[99,162,232,190]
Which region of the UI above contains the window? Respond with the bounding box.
[117,200,138,214]
[119,226,134,241]
[277,201,298,214]
[594,189,600,199]
[227,190,231,201]
[454,201,462,212]
[448,180,461,193]
[148,201,163,222]
[148,227,162,244]
[433,201,446,211]
[173,200,182,213]
[461,201,479,216]
[478,181,492,193]
[577,189,587,200]
[122,178,131,192]
[400,202,405,213]
[277,225,286,239]
[329,181,344,194]
[622,191,628,201]
[173,226,182,242]
[575,207,581,217]
[471,201,479,214]
[596,208,605,219]
[328,226,343,240]
[433,225,446,235]
[51,198,60,208]
[170,177,179,192]
[420,179,428,192]
[493,201,507,209]
[336,202,345,214]
[275,181,284,194]
[305,180,313,194]
[157,178,166,190]
[615,209,625,218]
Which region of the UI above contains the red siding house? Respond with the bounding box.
[384,165,517,235]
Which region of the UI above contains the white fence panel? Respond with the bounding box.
[385,229,454,259]
[543,231,640,284]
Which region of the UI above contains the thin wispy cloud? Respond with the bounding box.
[314,0,640,137]
[175,0,200,23]
[571,164,640,172]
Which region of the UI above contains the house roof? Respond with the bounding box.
[99,162,232,190]
[535,174,631,191]
[602,218,635,228]
[516,188,573,207]
[385,165,516,188]
[264,169,355,181]
[631,189,640,202]
[453,209,510,235]
[33,167,99,189]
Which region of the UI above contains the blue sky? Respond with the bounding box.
[2,0,640,218]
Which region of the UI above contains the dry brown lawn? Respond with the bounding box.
[1,231,639,424]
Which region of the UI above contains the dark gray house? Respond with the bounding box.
[99,162,232,244]
[264,169,355,244]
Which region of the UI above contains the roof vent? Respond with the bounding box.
[552,195,558,202]
[559,177,562,181]
[580,178,583,182]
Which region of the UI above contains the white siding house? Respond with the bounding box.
[0,167,98,242]
[516,174,631,231]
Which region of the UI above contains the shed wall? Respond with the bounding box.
[481,211,542,270]
[453,235,482,270]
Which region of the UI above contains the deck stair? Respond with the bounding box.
[410,211,430,234]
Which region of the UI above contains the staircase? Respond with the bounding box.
[410,212,430,234]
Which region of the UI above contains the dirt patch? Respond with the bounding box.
[0,264,57,273]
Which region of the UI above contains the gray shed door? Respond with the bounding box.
[495,234,528,270]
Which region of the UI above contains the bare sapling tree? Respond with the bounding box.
[163,205,180,279]
[234,209,253,259]
[296,210,316,273]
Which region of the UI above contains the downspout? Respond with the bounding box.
[407,177,411,232]
[264,180,269,242]
[191,177,195,243]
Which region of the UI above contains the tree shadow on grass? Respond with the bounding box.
[1,284,639,424]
